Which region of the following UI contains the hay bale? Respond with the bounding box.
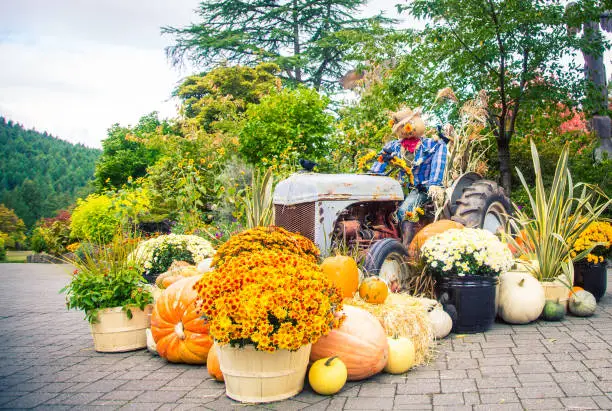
[345,293,435,365]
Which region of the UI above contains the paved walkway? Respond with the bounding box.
[0,263,611,410]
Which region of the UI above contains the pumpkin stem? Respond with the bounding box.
[325,356,338,367]
[518,278,525,287]
[174,321,186,340]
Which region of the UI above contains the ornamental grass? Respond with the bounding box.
[194,249,343,352]
[211,226,319,268]
[345,293,435,365]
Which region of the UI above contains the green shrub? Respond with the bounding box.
[30,228,47,253]
[239,86,334,168]
[487,132,611,210]
[0,236,6,261]
[70,194,120,243]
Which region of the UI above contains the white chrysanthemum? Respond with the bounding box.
[421,228,513,277]
[130,234,215,269]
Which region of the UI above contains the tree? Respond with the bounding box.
[94,113,166,191]
[163,0,394,90]
[0,204,26,248]
[239,86,334,166]
[175,63,280,131]
[396,0,600,193]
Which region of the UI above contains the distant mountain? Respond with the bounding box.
[0,117,101,228]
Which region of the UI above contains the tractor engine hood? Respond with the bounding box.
[273,173,404,205]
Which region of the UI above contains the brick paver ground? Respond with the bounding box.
[0,263,611,410]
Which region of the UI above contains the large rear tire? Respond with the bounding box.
[363,239,410,292]
[450,180,511,233]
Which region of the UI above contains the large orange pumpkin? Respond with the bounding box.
[320,255,360,298]
[207,344,224,382]
[358,277,389,304]
[151,276,213,364]
[310,305,389,380]
[409,220,464,255]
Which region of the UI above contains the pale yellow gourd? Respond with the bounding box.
[383,336,415,374]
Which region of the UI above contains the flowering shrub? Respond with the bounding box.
[421,228,513,278]
[571,221,612,264]
[211,226,319,268]
[194,250,343,352]
[131,234,215,276]
[31,210,72,256]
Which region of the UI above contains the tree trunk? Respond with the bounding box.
[497,134,512,195]
[292,0,301,83]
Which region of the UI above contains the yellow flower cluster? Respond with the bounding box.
[211,226,320,268]
[194,250,343,352]
[405,207,425,222]
[357,151,378,171]
[389,156,415,185]
[66,242,80,253]
[571,221,612,264]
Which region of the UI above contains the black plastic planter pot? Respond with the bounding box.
[435,275,499,334]
[574,261,607,302]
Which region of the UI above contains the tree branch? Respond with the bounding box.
[446,25,499,77]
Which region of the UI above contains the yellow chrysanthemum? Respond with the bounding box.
[194,242,343,352]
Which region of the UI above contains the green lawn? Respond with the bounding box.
[2,251,33,263]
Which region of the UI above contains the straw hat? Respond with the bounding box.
[389,107,425,138]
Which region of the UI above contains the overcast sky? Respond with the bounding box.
[0,0,610,149]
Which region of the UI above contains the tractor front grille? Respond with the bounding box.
[274,202,316,242]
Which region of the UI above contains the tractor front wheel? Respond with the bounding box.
[451,180,511,233]
[363,238,410,292]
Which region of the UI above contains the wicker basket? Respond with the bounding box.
[90,305,152,352]
[218,343,311,403]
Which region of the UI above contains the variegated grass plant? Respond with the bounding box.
[244,167,274,229]
[505,140,611,286]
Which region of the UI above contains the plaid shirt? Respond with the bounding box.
[370,138,447,188]
[413,138,447,187]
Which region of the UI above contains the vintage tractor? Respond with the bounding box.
[273,170,511,286]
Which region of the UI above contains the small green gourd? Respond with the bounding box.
[542,299,565,321]
[568,290,596,317]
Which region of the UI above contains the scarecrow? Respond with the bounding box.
[369,107,449,228]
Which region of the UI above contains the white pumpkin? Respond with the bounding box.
[428,306,452,339]
[569,290,596,317]
[498,271,545,324]
[196,258,213,273]
[146,328,158,355]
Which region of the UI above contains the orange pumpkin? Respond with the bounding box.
[507,229,535,255]
[207,345,224,382]
[151,276,213,364]
[409,220,464,255]
[320,255,360,298]
[310,305,389,381]
[569,286,584,297]
[358,277,389,304]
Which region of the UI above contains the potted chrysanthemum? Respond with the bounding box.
[194,227,343,403]
[571,220,611,301]
[130,234,215,283]
[421,228,513,333]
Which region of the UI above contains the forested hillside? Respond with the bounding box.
[0,117,100,228]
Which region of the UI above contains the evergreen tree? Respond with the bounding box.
[163,0,394,90]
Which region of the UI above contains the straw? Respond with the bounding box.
[345,293,436,365]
